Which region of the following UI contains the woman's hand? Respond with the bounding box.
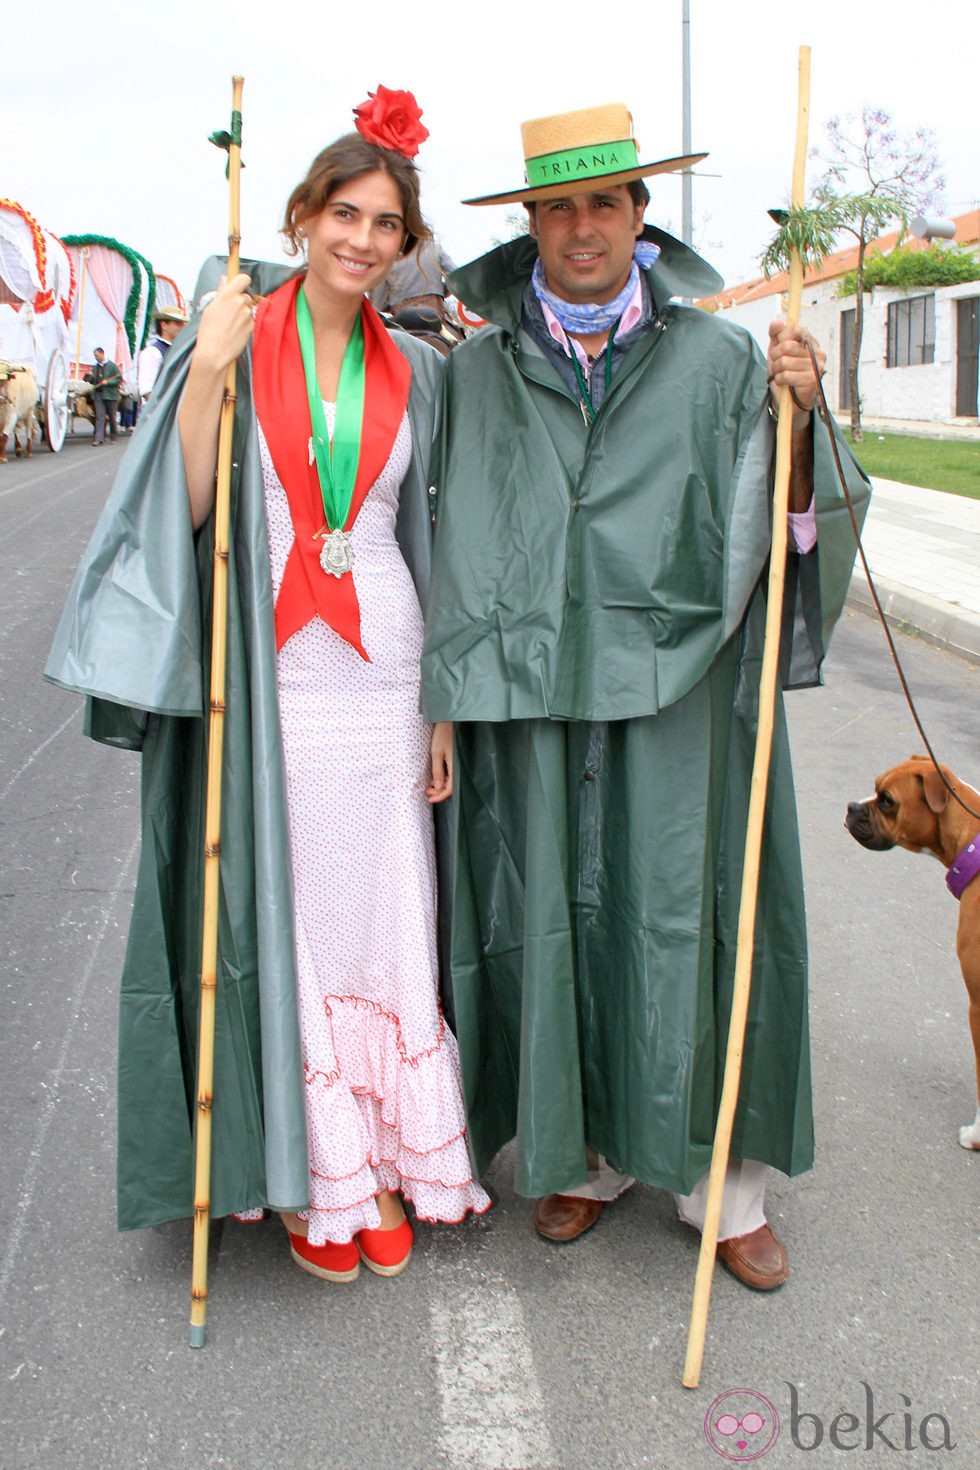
[194,273,256,376]
[427,722,453,804]
[179,273,254,528]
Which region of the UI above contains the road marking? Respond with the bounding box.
[0,708,80,803]
[431,1281,556,1469]
[0,832,140,1315]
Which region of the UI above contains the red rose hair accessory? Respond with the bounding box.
[353,85,429,159]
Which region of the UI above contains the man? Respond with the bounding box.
[90,347,122,445]
[138,304,188,402]
[421,104,870,1289]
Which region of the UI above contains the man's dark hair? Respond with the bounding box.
[524,178,650,222]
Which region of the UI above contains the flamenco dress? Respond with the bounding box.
[253,392,489,1246]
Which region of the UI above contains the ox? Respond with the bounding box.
[0,364,39,462]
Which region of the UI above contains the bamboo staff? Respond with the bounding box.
[682,46,811,1390]
[189,73,244,1351]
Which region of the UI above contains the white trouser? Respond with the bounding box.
[559,1152,768,1242]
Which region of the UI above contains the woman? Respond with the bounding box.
[46,87,489,1283]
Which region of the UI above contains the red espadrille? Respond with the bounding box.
[356,1217,414,1277]
[287,1229,360,1283]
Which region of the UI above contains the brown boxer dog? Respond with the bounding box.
[845,755,980,1150]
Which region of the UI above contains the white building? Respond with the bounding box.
[700,209,979,425]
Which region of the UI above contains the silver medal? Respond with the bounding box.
[318,527,354,578]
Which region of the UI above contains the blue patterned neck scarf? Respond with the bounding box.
[531,241,660,335]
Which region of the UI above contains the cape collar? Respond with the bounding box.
[252,275,411,660]
[946,835,980,901]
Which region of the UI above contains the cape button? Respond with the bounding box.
[583,769,596,782]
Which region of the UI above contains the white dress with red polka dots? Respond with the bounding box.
[257,405,490,1245]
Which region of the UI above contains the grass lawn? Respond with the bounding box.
[842,430,980,500]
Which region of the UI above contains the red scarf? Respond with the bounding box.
[252,276,411,660]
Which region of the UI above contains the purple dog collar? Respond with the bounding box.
[946,837,980,901]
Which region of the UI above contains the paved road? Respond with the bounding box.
[1,440,978,1469]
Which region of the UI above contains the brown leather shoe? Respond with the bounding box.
[716,1223,788,1290]
[533,1193,604,1242]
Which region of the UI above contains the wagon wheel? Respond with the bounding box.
[43,349,70,453]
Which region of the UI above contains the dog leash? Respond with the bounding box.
[801,341,980,824]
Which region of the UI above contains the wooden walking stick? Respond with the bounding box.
[682,45,812,1389]
[189,73,244,1351]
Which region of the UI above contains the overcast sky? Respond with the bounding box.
[9,0,977,305]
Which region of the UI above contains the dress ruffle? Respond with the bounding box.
[303,994,490,1244]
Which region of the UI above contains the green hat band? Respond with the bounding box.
[525,137,638,188]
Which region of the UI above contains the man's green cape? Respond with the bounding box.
[421,231,871,1196]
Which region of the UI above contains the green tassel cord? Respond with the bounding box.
[209,110,244,178]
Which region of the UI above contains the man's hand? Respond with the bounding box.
[766,321,825,416]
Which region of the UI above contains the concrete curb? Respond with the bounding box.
[847,572,980,665]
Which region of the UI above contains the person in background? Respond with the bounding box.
[370,234,456,319]
[118,378,138,433]
[138,304,188,403]
[90,347,121,445]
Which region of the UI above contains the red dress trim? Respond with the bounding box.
[322,993,448,1069]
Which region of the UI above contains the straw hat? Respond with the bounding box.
[463,102,706,207]
[154,304,188,324]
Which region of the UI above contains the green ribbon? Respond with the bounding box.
[296,287,366,533]
[525,138,637,188]
[209,110,244,177]
[569,322,617,425]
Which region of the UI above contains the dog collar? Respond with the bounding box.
[946,836,980,901]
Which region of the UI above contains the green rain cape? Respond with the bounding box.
[46,258,444,1230]
[421,231,871,1198]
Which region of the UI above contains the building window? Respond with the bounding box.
[886,295,935,367]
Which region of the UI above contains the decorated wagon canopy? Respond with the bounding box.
[62,234,156,379]
[153,273,187,315]
[0,198,74,369]
[0,198,74,452]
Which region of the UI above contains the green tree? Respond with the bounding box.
[837,242,980,296]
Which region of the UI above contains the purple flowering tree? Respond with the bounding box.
[813,108,945,440]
